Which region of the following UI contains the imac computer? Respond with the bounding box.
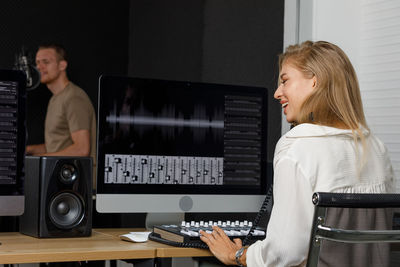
[96,76,272,213]
[0,70,26,216]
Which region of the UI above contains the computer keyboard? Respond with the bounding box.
[151,220,266,247]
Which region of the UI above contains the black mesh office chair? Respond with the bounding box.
[306,192,400,267]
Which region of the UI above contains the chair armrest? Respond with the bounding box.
[312,192,400,208]
[316,224,400,243]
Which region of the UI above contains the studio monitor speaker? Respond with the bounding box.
[20,156,92,237]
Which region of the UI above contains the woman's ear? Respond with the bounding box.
[312,76,317,88]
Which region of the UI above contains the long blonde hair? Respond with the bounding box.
[280,41,368,130]
[279,41,369,167]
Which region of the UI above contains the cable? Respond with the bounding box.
[242,186,273,246]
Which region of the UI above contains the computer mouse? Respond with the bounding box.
[120,232,151,243]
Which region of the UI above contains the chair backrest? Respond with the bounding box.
[306,192,400,267]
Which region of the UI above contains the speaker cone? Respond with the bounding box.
[49,192,84,229]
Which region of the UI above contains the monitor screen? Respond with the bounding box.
[0,70,26,216]
[96,76,272,213]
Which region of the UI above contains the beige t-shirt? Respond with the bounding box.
[45,82,97,184]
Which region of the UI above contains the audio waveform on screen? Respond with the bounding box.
[106,115,224,128]
[106,99,224,144]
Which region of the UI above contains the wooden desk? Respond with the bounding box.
[0,228,212,265]
[0,228,155,264]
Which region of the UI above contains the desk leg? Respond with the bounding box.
[124,259,155,267]
[156,258,172,267]
[124,258,172,267]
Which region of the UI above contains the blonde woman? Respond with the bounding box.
[200,41,394,267]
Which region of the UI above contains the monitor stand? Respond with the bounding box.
[145,212,184,230]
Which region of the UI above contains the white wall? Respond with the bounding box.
[358,0,400,191]
[281,0,300,134]
[298,0,362,73]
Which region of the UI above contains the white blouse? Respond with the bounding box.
[246,123,395,267]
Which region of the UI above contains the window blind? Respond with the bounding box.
[359,0,400,191]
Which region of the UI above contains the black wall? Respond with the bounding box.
[0,0,129,145]
[0,0,283,157]
[128,0,205,82]
[128,0,284,161]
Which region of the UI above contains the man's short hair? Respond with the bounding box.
[38,44,68,62]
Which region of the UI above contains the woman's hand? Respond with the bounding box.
[199,225,244,265]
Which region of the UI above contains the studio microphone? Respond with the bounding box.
[14,47,41,91]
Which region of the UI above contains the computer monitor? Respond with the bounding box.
[96,76,272,213]
[0,70,26,216]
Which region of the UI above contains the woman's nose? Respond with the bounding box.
[274,85,282,100]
